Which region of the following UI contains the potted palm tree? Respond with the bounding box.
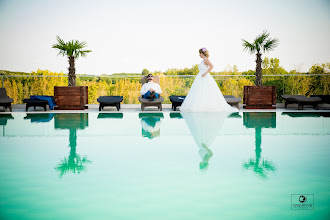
[242,30,279,109]
[52,36,92,110]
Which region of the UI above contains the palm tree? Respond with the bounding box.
[52,36,92,86]
[242,30,278,86]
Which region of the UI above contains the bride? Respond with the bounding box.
[180,48,239,112]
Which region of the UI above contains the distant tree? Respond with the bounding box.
[242,30,279,86]
[52,36,92,86]
[223,64,239,75]
[142,69,150,75]
[164,65,199,76]
[306,63,330,96]
[262,57,287,75]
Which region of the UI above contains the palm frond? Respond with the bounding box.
[52,36,69,56]
[52,36,91,58]
[242,39,256,54]
[255,30,270,45]
[77,41,87,49]
[263,38,279,52]
[254,30,270,52]
[78,50,92,58]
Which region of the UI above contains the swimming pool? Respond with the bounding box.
[0,112,329,220]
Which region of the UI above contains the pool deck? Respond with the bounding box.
[1,103,330,113]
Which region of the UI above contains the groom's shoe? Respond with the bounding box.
[149,91,155,101]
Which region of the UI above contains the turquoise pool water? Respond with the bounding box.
[0,112,329,220]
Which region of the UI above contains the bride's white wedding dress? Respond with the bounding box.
[180,59,239,112]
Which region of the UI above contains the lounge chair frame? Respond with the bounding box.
[224,95,242,109]
[23,99,48,111]
[0,88,14,112]
[97,96,123,111]
[169,95,186,111]
[138,76,164,111]
[281,95,321,110]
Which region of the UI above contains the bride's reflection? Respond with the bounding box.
[181,112,235,171]
[139,113,164,139]
[54,113,91,177]
[243,112,277,179]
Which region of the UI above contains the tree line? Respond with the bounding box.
[1,59,329,104]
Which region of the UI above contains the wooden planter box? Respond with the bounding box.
[243,86,276,109]
[54,86,88,110]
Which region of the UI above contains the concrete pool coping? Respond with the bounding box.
[1,103,330,113]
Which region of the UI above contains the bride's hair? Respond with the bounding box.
[199,48,209,58]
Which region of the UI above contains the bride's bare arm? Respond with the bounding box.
[201,58,214,77]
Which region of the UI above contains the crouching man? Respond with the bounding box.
[140,74,162,101]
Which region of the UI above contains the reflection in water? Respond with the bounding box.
[169,113,183,119]
[54,114,91,177]
[181,112,234,171]
[243,112,277,179]
[139,113,164,139]
[24,113,54,123]
[282,112,330,118]
[0,114,14,136]
[228,112,242,119]
[97,113,123,119]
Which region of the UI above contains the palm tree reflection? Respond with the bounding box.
[243,112,277,179]
[54,113,91,177]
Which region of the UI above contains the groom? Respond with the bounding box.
[140,74,162,101]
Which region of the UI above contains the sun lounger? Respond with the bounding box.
[310,95,330,105]
[97,96,123,111]
[224,95,242,109]
[281,95,322,110]
[169,95,186,111]
[0,88,14,112]
[138,76,164,111]
[23,99,48,111]
[169,95,241,111]
[23,96,55,111]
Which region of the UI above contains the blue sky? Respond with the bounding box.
[0,0,329,75]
